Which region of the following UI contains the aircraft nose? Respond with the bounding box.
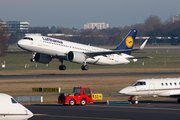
[119,89,126,95]
[17,39,27,50]
[17,39,23,47]
[26,109,34,118]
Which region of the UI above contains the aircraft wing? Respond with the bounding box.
[169,95,180,98]
[159,91,180,98]
[84,39,148,58]
[126,56,153,59]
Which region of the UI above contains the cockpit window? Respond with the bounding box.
[131,81,146,86]
[11,98,18,104]
[23,37,33,40]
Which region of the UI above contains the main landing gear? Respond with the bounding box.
[59,59,66,71]
[58,59,89,71]
[59,65,66,71]
[81,65,89,71]
[81,61,89,71]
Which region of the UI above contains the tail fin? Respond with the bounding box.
[114,29,137,55]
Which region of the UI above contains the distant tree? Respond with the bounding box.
[9,33,19,45]
[50,26,57,33]
[59,27,72,34]
[56,29,62,33]
[0,19,9,57]
[144,16,162,31]
[29,27,49,35]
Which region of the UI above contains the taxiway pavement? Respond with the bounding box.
[26,101,180,120]
[0,72,180,80]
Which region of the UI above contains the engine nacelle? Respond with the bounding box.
[67,51,86,63]
[34,53,52,64]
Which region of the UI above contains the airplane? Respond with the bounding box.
[119,77,180,104]
[17,29,149,71]
[0,93,33,120]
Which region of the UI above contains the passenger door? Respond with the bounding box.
[148,83,155,95]
[38,38,42,46]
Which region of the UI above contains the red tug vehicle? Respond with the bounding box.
[58,86,93,106]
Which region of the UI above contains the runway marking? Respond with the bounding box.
[34,114,129,120]
[88,105,180,111]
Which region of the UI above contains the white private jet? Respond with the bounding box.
[0,93,33,120]
[17,29,149,71]
[119,78,180,104]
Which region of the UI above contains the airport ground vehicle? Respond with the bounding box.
[58,86,93,106]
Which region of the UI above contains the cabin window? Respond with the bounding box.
[161,83,164,86]
[174,83,177,86]
[166,83,168,86]
[170,83,172,86]
[131,81,146,86]
[11,98,18,104]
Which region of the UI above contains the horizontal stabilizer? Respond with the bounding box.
[140,39,148,50]
[84,39,149,58]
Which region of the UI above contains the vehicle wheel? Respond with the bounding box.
[69,99,75,106]
[177,99,180,103]
[81,99,87,106]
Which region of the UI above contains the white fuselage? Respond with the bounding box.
[0,93,33,120]
[17,35,137,65]
[119,78,180,98]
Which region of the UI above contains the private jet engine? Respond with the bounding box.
[67,51,86,63]
[31,53,52,64]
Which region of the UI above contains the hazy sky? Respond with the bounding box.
[0,0,180,29]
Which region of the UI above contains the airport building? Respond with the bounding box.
[0,21,30,33]
[84,23,109,30]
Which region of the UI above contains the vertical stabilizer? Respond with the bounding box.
[114,29,137,55]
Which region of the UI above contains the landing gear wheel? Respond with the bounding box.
[81,65,89,71]
[69,99,75,106]
[30,58,35,62]
[177,99,180,103]
[81,99,87,106]
[135,100,138,104]
[59,65,66,71]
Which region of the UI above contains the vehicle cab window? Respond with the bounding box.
[23,37,33,41]
[131,81,146,86]
[83,88,91,97]
[73,88,81,94]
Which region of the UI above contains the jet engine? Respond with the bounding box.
[34,53,52,64]
[67,51,86,63]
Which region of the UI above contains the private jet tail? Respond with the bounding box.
[114,29,137,55]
